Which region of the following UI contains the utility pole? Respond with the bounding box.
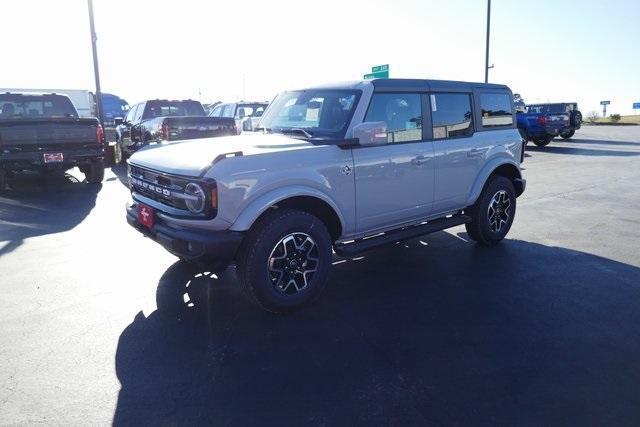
[87,0,103,126]
[484,0,491,83]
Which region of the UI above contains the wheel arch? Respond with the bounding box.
[229,187,345,241]
[466,160,524,206]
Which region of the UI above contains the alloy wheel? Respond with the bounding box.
[487,190,512,233]
[267,232,319,295]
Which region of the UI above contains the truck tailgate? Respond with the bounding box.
[0,118,100,152]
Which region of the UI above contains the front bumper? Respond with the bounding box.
[126,201,243,271]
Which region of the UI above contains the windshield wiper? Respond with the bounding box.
[279,128,313,138]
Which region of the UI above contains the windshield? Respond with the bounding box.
[259,89,360,138]
[0,94,78,119]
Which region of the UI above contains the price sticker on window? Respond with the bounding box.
[430,94,437,112]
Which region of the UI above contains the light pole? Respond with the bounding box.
[88,0,103,126]
[484,0,491,83]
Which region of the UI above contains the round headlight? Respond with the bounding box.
[184,182,206,213]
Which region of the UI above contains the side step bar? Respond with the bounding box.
[334,214,471,257]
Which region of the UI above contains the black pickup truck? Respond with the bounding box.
[114,99,236,162]
[0,92,105,191]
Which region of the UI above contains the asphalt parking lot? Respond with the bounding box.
[1,126,639,425]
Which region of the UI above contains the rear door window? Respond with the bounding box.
[365,93,423,143]
[430,93,473,139]
[479,93,513,127]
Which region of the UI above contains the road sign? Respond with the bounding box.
[600,100,610,105]
[633,102,640,109]
[371,64,389,73]
[364,64,389,80]
[364,70,389,79]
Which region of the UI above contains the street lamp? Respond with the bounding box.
[87,0,103,127]
[484,0,491,83]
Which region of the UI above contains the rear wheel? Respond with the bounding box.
[533,136,552,147]
[465,176,516,245]
[560,129,575,139]
[82,159,105,184]
[237,208,332,313]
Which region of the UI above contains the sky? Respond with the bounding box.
[2,0,639,115]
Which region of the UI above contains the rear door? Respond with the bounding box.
[352,92,435,232]
[430,92,483,214]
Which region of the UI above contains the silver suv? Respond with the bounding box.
[126,79,526,312]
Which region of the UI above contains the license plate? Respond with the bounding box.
[138,204,154,229]
[43,153,64,163]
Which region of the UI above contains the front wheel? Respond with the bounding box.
[237,208,333,313]
[465,176,516,245]
[560,129,575,139]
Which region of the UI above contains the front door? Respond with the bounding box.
[353,93,435,233]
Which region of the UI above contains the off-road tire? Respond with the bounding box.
[560,129,575,139]
[533,136,552,147]
[570,111,582,127]
[236,208,332,313]
[465,176,516,245]
[83,159,105,184]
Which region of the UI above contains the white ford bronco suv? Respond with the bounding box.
[126,79,526,312]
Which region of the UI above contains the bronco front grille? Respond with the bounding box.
[128,165,190,210]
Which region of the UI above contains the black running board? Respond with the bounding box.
[334,214,471,257]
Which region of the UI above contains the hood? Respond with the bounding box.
[128,133,317,177]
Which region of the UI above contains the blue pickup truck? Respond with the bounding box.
[516,102,582,147]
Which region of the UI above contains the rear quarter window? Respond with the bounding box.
[479,93,513,128]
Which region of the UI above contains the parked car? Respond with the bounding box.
[209,101,268,132]
[101,93,129,126]
[517,102,582,146]
[114,99,236,162]
[0,92,105,190]
[125,79,525,312]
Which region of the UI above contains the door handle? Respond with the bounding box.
[468,148,485,157]
[411,155,431,166]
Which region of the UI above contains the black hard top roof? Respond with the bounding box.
[370,78,511,93]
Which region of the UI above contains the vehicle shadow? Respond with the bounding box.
[527,144,639,157]
[553,138,640,147]
[0,171,100,257]
[113,232,640,425]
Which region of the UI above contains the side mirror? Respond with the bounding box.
[114,117,124,126]
[352,121,388,146]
